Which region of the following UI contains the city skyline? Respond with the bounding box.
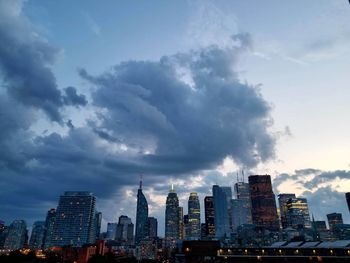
[0,0,350,238]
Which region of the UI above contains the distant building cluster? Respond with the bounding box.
[0,176,349,262]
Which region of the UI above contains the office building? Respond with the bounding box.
[213,185,231,238]
[234,181,253,224]
[346,192,350,212]
[278,194,296,229]
[147,217,158,239]
[43,208,56,249]
[0,221,7,248]
[116,215,134,245]
[29,221,45,249]
[178,207,184,240]
[106,223,118,240]
[4,220,27,250]
[135,179,149,244]
[327,213,343,231]
[52,191,97,247]
[165,185,180,240]
[249,175,280,231]
[285,197,311,229]
[95,212,102,240]
[187,192,201,239]
[204,196,215,238]
[231,199,246,232]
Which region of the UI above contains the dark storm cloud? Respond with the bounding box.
[63,86,88,107]
[0,0,87,123]
[81,34,275,173]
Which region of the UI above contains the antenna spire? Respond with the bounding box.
[139,174,143,189]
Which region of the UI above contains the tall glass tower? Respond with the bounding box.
[165,185,180,241]
[4,220,27,250]
[188,192,201,239]
[52,191,97,247]
[135,179,148,244]
[213,185,231,238]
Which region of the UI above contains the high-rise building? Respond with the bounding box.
[135,179,149,244]
[147,217,158,239]
[178,207,184,240]
[43,208,56,249]
[231,199,245,232]
[184,214,190,239]
[234,182,253,224]
[29,221,45,249]
[165,185,180,241]
[116,215,134,245]
[249,175,280,231]
[204,196,215,238]
[346,192,350,212]
[187,192,201,239]
[95,212,102,240]
[4,220,27,250]
[52,191,97,247]
[278,194,296,229]
[213,185,231,238]
[285,197,311,229]
[106,223,118,240]
[0,221,7,248]
[327,213,343,231]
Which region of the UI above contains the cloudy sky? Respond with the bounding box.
[0,0,349,235]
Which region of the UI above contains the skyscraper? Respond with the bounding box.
[29,221,45,249]
[234,181,253,224]
[4,220,27,250]
[213,185,231,238]
[249,175,280,231]
[106,223,118,240]
[0,221,7,248]
[285,197,311,229]
[231,199,245,231]
[327,212,343,231]
[116,215,134,245]
[204,196,215,238]
[95,212,102,240]
[52,191,97,247]
[135,179,149,244]
[278,194,296,229]
[178,207,184,240]
[165,185,180,241]
[43,208,56,249]
[147,217,158,239]
[346,192,350,212]
[187,192,201,239]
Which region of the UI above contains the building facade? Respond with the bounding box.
[249,175,280,231]
[285,197,311,229]
[346,192,350,213]
[165,185,180,241]
[4,220,27,250]
[234,182,253,224]
[187,192,201,239]
[29,221,45,249]
[116,215,134,245]
[135,180,149,244]
[147,217,158,239]
[213,185,231,238]
[43,208,56,249]
[327,213,343,231]
[204,196,215,238]
[52,191,97,247]
[278,193,296,229]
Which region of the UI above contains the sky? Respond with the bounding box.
[0,0,349,235]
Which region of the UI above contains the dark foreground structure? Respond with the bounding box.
[175,240,350,263]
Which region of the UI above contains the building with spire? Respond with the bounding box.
[135,178,149,245]
[187,192,201,239]
[165,184,180,241]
